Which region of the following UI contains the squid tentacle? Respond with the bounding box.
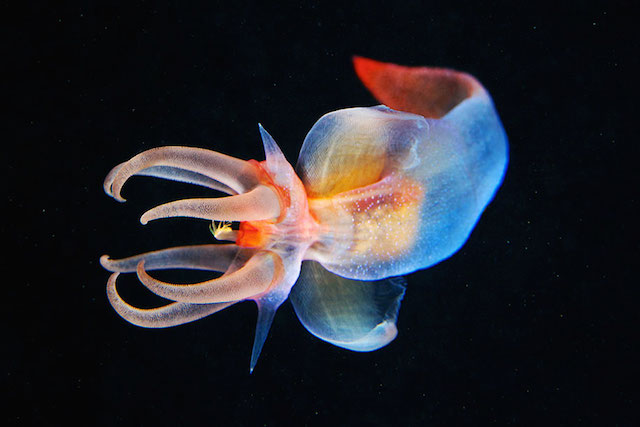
[104,162,238,196]
[139,184,280,224]
[106,273,236,328]
[104,146,262,202]
[135,251,281,304]
[100,244,242,273]
[138,165,238,195]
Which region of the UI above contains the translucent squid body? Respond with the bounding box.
[101,57,508,372]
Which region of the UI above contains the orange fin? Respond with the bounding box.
[352,55,485,119]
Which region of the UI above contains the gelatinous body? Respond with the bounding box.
[101,57,508,371]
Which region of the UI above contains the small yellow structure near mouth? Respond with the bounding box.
[210,220,236,241]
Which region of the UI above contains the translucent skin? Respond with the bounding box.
[301,97,508,279]
[100,57,508,372]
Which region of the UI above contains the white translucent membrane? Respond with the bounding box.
[290,261,406,352]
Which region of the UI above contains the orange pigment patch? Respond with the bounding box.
[235,160,292,249]
[347,178,424,259]
[310,175,424,261]
[236,220,271,248]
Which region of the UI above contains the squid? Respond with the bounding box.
[101,57,508,372]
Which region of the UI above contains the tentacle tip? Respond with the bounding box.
[100,254,113,270]
[106,185,126,202]
[103,186,126,202]
[110,186,127,202]
[139,214,150,225]
[106,192,126,203]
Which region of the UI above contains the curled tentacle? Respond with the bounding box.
[104,162,238,196]
[139,184,281,224]
[104,146,262,202]
[138,165,238,195]
[100,244,241,273]
[106,273,236,328]
[136,251,282,304]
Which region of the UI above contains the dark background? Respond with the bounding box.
[6,1,636,425]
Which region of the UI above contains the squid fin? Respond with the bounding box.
[290,261,406,352]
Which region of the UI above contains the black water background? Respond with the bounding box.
[6,1,636,425]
